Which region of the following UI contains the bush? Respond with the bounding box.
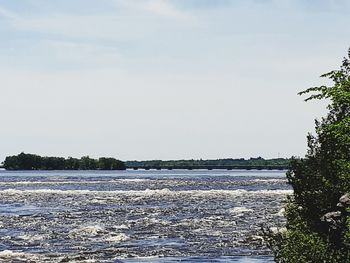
[269,49,350,262]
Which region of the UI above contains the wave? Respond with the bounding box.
[250,179,287,183]
[69,225,106,237]
[0,188,293,196]
[0,179,150,185]
[105,233,129,243]
[229,207,254,214]
[0,250,39,261]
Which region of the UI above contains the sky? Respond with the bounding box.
[0,0,349,162]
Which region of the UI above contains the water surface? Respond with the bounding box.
[0,170,289,262]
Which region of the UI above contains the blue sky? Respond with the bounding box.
[0,0,349,161]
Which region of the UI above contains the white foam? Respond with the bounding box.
[17,234,45,242]
[229,207,254,214]
[1,189,93,195]
[277,207,285,217]
[0,250,37,260]
[117,256,160,260]
[255,189,292,195]
[269,227,287,234]
[69,225,105,237]
[113,224,129,230]
[105,233,129,242]
[0,250,23,258]
[0,178,150,185]
[251,179,287,183]
[90,198,106,204]
[0,181,104,185]
[0,188,293,196]
[117,179,150,182]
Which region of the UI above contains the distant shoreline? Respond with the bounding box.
[125,157,290,171]
[125,166,288,171]
[0,167,288,171]
[1,153,290,171]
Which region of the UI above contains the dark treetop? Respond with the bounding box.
[125,157,290,170]
[1,153,290,171]
[2,152,126,170]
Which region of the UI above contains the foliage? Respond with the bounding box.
[270,49,350,262]
[98,157,125,170]
[2,154,288,171]
[126,157,290,169]
[2,152,126,170]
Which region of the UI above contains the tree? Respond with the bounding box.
[98,157,126,170]
[2,153,126,170]
[79,156,98,170]
[269,49,350,262]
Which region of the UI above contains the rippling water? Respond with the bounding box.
[0,170,290,262]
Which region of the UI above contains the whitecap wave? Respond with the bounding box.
[0,178,150,185]
[0,250,39,261]
[229,207,254,214]
[105,233,129,242]
[0,188,293,196]
[69,225,106,237]
[251,179,287,183]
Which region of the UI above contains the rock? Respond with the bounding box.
[337,193,350,208]
[320,211,341,224]
[269,227,287,235]
[276,208,285,217]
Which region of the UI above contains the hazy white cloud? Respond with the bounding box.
[0,0,195,46]
[0,6,19,20]
[11,14,142,40]
[144,0,191,19]
[0,0,348,161]
[114,0,193,19]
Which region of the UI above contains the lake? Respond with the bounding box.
[0,170,290,262]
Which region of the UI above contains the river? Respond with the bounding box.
[0,170,290,262]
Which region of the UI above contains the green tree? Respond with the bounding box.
[98,157,126,170]
[79,156,98,170]
[270,49,350,262]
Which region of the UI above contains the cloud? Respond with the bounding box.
[145,0,190,19]
[0,0,346,161]
[12,14,127,39]
[0,0,194,44]
[114,0,193,20]
[0,6,19,20]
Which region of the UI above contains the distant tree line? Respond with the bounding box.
[1,153,290,171]
[2,153,126,170]
[126,157,290,169]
